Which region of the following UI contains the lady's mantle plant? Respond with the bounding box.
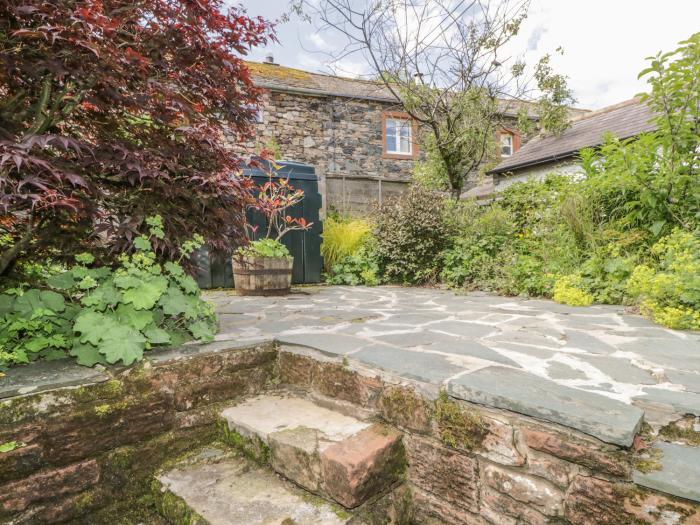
[0,216,216,368]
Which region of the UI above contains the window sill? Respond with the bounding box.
[382,152,416,160]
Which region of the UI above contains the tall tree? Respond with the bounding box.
[304,0,574,198]
[0,0,274,275]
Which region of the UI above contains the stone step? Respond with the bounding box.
[633,441,700,503]
[219,394,405,509]
[154,447,353,525]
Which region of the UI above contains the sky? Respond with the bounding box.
[233,0,700,110]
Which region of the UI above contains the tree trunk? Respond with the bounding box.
[0,222,36,276]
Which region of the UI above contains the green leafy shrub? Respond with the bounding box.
[375,185,451,284]
[326,240,380,286]
[321,217,371,271]
[503,255,557,297]
[627,229,700,329]
[440,207,515,289]
[0,216,216,369]
[552,274,594,307]
[237,238,290,258]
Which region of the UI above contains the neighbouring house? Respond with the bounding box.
[241,56,566,215]
[487,97,656,193]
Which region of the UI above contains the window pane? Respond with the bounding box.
[386,133,397,153]
[500,134,512,156]
[385,117,412,154]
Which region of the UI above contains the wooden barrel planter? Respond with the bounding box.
[231,256,294,296]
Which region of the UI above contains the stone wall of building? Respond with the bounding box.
[248,90,416,215]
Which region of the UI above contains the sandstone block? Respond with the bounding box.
[479,417,525,467]
[269,426,323,493]
[320,425,404,508]
[526,450,576,489]
[410,486,488,525]
[481,488,548,525]
[481,462,564,517]
[312,361,383,408]
[520,427,631,478]
[0,459,99,512]
[404,434,479,513]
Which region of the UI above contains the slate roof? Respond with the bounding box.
[489,98,656,174]
[246,61,587,119]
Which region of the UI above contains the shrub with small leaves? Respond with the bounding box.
[552,274,594,307]
[0,216,216,369]
[627,229,700,330]
[375,185,451,284]
[326,238,380,286]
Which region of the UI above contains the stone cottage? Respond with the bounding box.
[244,56,555,214]
[488,98,655,193]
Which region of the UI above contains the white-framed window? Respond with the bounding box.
[385,117,413,155]
[500,133,513,157]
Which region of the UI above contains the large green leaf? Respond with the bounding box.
[143,325,171,344]
[13,290,44,316]
[0,295,14,316]
[40,290,66,313]
[179,275,199,295]
[74,311,113,345]
[116,304,154,331]
[159,286,188,316]
[188,320,215,341]
[70,342,107,367]
[46,272,77,290]
[98,325,147,365]
[81,281,121,310]
[121,276,168,310]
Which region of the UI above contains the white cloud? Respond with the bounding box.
[237,0,700,109]
[510,0,700,108]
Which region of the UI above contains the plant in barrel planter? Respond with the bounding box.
[232,175,312,295]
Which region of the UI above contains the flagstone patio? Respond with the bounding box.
[208,285,700,440]
[206,285,700,502]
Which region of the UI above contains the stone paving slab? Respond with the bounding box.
[0,358,109,399]
[156,448,350,524]
[633,442,700,502]
[207,286,700,443]
[448,366,644,447]
[351,345,467,384]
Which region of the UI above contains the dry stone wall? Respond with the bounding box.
[277,345,700,525]
[2,341,697,524]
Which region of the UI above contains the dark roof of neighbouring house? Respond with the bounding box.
[488,98,656,174]
[247,61,588,119]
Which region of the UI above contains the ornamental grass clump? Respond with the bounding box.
[321,217,371,271]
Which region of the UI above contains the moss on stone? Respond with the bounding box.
[299,491,352,521]
[93,399,131,417]
[434,390,486,451]
[218,418,271,465]
[379,386,432,432]
[72,379,124,404]
[659,416,700,446]
[151,478,209,525]
[632,445,663,474]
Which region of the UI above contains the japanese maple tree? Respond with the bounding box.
[0,0,275,275]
